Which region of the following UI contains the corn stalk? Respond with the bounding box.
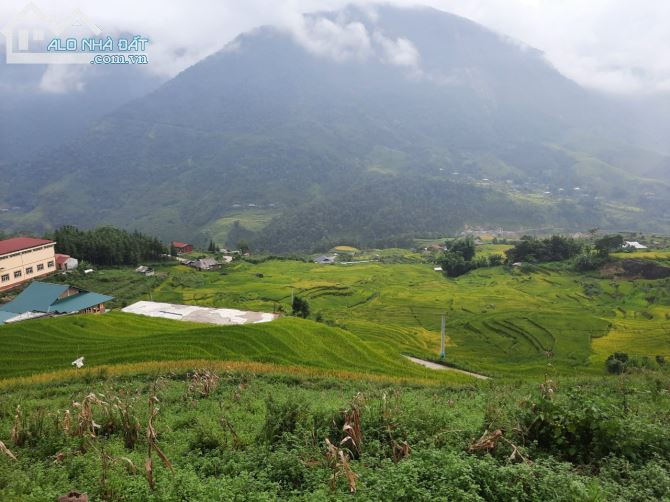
[0,441,17,461]
[145,396,173,490]
[324,438,357,493]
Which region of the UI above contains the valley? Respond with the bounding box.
[1,2,669,500]
[2,245,668,382]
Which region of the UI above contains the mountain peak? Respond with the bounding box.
[2,5,668,247]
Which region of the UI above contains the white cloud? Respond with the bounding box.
[39,64,86,93]
[291,15,373,61]
[286,10,421,69]
[373,32,419,68]
[0,0,669,94]
[424,0,670,94]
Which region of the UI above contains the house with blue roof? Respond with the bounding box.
[0,281,113,325]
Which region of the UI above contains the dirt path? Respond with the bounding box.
[403,355,490,380]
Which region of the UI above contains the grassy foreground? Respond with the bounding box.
[0,369,669,501]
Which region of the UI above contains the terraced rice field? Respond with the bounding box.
[151,259,670,377]
[1,255,668,381]
[0,313,469,383]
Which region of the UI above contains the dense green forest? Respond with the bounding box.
[48,226,165,266]
[253,176,592,252]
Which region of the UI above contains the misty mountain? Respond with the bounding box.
[0,46,163,165]
[2,5,668,250]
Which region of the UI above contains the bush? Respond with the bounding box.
[519,386,669,464]
[606,358,625,375]
[260,395,309,446]
[291,296,310,318]
[574,253,605,272]
[488,254,504,266]
[606,353,629,374]
[439,253,471,277]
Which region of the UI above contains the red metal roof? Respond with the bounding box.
[55,253,71,265]
[0,237,54,256]
[172,241,190,248]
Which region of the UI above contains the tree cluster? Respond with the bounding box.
[291,296,310,318]
[49,225,166,266]
[437,237,504,277]
[505,235,582,264]
[594,234,623,257]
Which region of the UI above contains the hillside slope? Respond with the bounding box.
[2,6,668,248]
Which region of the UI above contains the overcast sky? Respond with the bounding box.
[1,0,669,95]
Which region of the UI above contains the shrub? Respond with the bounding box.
[606,353,629,374]
[606,358,625,375]
[574,253,604,272]
[189,423,223,452]
[521,390,622,463]
[439,253,471,277]
[488,254,504,266]
[291,296,310,318]
[260,395,309,446]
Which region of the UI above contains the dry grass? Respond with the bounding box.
[187,369,221,398]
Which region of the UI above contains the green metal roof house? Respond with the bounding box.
[0,281,113,325]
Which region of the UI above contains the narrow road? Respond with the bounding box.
[403,355,490,380]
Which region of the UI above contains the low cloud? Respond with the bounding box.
[39,64,86,93]
[0,0,668,95]
[373,32,419,68]
[287,9,421,71]
[293,15,373,62]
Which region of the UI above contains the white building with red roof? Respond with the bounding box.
[55,253,79,272]
[0,237,56,291]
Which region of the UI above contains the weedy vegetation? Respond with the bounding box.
[0,368,669,500]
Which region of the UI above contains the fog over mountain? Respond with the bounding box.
[1,5,668,250]
[0,44,163,165]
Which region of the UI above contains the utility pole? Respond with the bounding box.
[439,312,446,360]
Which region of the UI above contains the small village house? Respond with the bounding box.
[189,257,219,271]
[0,237,57,291]
[55,253,79,272]
[171,241,193,254]
[0,281,113,325]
